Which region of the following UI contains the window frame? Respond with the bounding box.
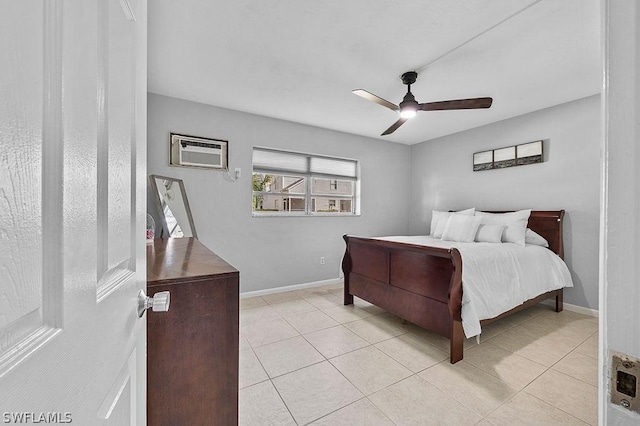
[252,147,359,217]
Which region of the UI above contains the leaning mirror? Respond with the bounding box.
[149,175,197,238]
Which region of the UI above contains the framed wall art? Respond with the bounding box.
[473,140,543,171]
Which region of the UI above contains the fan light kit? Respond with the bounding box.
[353,71,493,136]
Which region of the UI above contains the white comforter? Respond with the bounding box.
[376,236,574,338]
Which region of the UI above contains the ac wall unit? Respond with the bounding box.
[170,133,228,170]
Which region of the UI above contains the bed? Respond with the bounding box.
[341,210,572,364]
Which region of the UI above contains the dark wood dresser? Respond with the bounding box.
[146,238,239,425]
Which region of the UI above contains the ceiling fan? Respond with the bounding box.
[353,71,493,136]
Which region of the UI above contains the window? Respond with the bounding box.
[252,147,358,216]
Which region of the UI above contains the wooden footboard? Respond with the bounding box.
[342,235,466,363]
[341,210,566,364]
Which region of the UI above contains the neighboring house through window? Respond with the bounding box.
[252,147,359,216]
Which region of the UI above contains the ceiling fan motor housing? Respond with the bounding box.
[399,92,418,110]
[400,72,419,115]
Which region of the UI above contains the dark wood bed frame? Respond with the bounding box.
[342,210,565,364]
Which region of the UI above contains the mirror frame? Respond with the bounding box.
[149,174,198,239]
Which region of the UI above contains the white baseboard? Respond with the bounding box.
[240,277,343,299]
[241,282,599,319]
[541,300,599,317]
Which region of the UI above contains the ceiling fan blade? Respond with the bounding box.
[419,97,493,111]
[381,118,408,136]
[353,89,399,112]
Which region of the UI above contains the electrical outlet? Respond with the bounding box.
[235,167,241,179]
[320,256,325,265]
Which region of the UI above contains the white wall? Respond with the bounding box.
[409,95,601,310]
[147,93,411,293]
[601,0,640,423]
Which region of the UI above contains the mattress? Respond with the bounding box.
[376,236,574,338]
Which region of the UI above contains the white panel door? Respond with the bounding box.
[0,0,147,424]
[601,1,640,424]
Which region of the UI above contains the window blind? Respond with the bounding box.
[252,149,307,174]
[253,148,357,180]
[310,157,357,179]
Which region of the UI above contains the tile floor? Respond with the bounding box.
[239,283,598,425]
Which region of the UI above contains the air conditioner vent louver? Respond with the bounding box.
[181,151,221,166]
[180,141,222,150]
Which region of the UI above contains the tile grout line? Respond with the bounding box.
[520,389,594,425]
[266,376,298,425]
[240,286,597,425]
[479,328,598,424]
[324,344,409,425]
[419,359,514,418]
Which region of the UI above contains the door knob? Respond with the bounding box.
[138,290,170,318]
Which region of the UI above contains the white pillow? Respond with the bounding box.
[475,209,531,246]
[430,208,475,238]
[525,228,549,247]
[429,211,449,238]
[475,224,506,243]
[441,214,482,242]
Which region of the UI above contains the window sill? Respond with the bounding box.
[252,212,361,218]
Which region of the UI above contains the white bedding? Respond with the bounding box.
[375,236,574,338]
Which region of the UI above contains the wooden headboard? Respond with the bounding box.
[527,210,565,259]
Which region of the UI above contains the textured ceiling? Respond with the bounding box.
[148,0,601,145]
